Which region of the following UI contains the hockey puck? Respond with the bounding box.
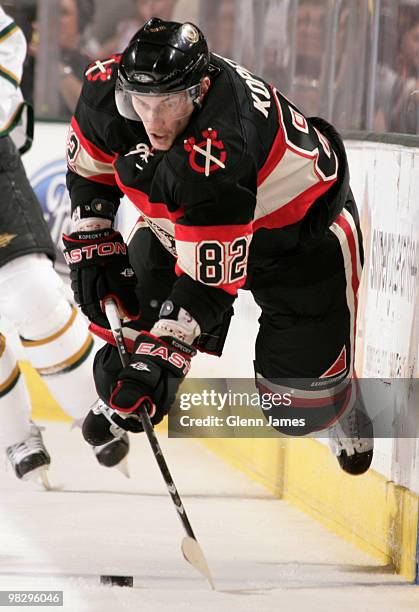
[100,575,133,587]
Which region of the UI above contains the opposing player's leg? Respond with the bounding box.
[0,255,129,470]
[0,331,50,481]
[250,202,373,475]
[0,254,97,418]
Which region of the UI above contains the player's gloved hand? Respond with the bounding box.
[62,228,140,328]
[109,331,196,429]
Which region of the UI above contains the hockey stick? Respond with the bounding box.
[104,299,215,589]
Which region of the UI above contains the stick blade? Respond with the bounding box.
[181,536,215,590]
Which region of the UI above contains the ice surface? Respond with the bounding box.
[0,422,418,611]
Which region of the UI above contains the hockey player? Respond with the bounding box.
[0,5,128,481]
[63,18,374,475]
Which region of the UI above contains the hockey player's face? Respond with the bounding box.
[131,93,194,150]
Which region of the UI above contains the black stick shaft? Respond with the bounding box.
[139,400,195,539]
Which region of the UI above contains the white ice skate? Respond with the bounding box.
[6,421,51,488]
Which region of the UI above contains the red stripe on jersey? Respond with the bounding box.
[114,173,184,222]
[253,177,333,231]
[85,172,118,186]
[175,223,252,242]
[257,87,286,186]
[334,213,360,300]
[70,117,115,164]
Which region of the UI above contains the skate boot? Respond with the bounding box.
[85,399,131,477]
[6,422,51,482]
[328,403,373,475]
[93,434,129,469]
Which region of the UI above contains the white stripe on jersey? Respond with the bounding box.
[255,147,323,221]
[341,207,363,285]
[330,211,362,378]
[69,146,115,180]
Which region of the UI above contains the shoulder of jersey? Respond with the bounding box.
[80,54,121,110]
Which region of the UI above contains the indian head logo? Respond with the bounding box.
[184,128,227,177]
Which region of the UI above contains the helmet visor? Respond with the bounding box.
[115,80,200,122]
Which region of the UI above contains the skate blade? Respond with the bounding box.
[116,457,130,479]
[22,467,52,490]
[70,419,83,431]
[181,536,215,590]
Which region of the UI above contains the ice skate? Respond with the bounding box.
[93,434,130,477]
[88,398,131,476]
[328,402,374,475]
[6,422,51,486]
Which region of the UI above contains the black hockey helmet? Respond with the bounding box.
[115,18,210,121]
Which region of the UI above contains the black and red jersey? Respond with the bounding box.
[66,53,350,330]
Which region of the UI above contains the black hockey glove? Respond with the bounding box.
[62,228,140,328]
[109,331,196,429]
